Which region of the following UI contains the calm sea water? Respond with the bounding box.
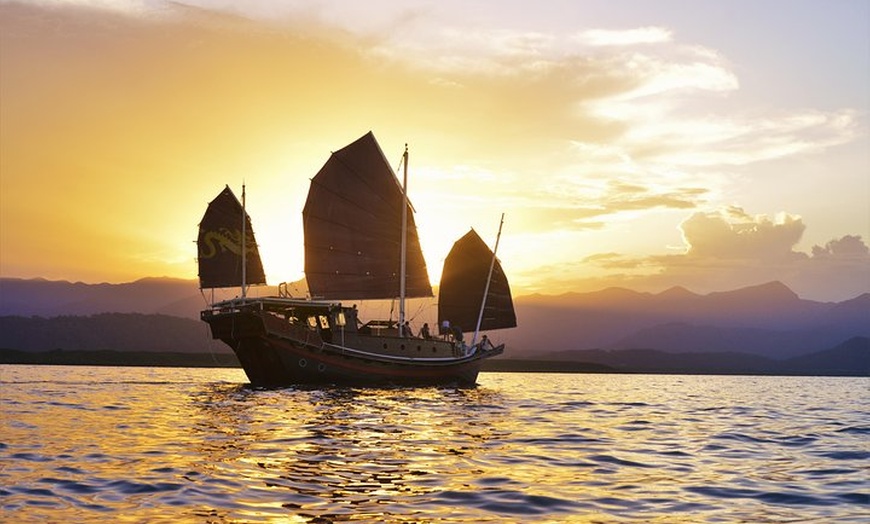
[1,365,867,523]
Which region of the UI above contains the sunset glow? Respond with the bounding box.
[1,0,867,301]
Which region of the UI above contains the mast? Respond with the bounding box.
[399,144,409,333]
[241,183,247,301]
[472,213,505,345]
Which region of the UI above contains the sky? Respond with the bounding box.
[1,0,868,301]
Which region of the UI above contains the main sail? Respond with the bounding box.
[303,132,432,300]
[438,229,517,331]
[197,185,267,289]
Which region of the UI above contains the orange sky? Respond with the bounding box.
[1,1,868,301]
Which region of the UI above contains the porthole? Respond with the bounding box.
[400,344,406,350]
[299,358,307,368]
[318,363,326,373]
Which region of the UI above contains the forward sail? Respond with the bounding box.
[438,229,517,331]
[303,132,432,300]
[197,185,267,289]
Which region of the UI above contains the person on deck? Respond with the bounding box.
[440,319,450,339]
[420,323,431,339]
[451,325,463,343]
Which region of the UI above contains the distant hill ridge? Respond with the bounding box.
[504,281,868,359]
[0,313,227,354]
[0,277,283,319]
[538,336,868,376]
[1,277,868,369]
[0,313,864,375]
[0,277,205,318]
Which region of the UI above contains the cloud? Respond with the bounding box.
[13,0,151,14]
[679,208,806,261]
[359,13,861,234]
[575,27,673,47]
[582,252,651,270]
[14,1,856,178]
[1,1,866,299]
[564,208,870,301]
[0,2,378,281]
[513,178,708,232]
[812,235,869,258]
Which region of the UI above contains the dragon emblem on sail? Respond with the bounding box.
[197,185,267,289]
[198,227,251,259]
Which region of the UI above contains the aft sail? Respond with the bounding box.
[438,229,517,332]
[197,185,267,289]
[303,132,433,300]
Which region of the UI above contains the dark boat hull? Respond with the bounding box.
[202,309,499,387]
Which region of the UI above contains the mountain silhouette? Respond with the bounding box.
[0,277,282,319]
[503,281,868,359]
[782,336,869,375]
[0,313,223,353]
[1,277,867,373]
[540,336,868,376]
[0,277,203,318]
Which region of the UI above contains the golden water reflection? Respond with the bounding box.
[2,367,867,523]
[189,384,515,521]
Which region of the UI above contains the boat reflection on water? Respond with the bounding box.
[189,383,509,520]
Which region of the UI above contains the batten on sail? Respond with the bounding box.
[302,132,432,300]
[438,229,517,332]
[197,185,267,289]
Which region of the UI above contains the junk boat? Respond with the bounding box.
[197,132,516,386]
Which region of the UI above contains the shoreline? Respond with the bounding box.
[1,349,866,377]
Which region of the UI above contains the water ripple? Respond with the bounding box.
[1,366,868,523]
